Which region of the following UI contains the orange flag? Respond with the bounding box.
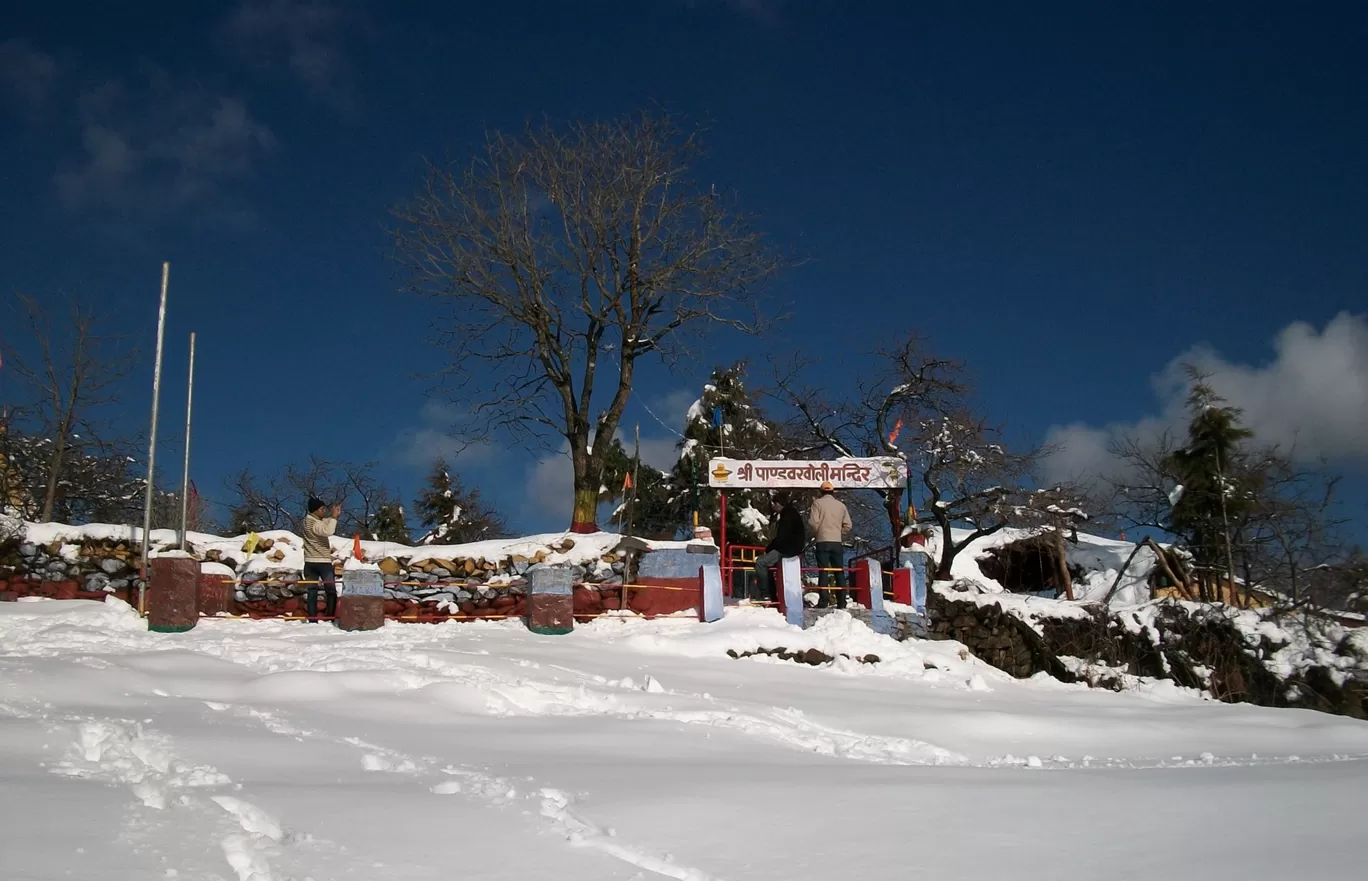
[888,418,903,445]
[353,534,363,560]
[622,472,633,491]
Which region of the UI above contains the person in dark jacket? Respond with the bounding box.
[751,492,807,603]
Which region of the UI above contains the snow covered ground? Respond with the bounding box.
[3,599,1367,881]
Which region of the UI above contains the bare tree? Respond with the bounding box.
[917,410,1088,580]
[9,294,137,522]
[391,110,785,532]
[1106,430,1185,532]
[226,467,294,533]
[1222,449,1347,609]
[769,335,967,542]
[227,458,402,540]
[1107,411,1354,607]
[333,460,401,538]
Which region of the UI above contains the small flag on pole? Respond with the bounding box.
[712,406,723,428]
[888,418,903,445]
[622,472,633,491]
[353,534,363,560]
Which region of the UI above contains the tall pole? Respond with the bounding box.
[140,262,170,616]
[626,423,641,538]
[1215,445,1239,606]
[716,406,726,560]
[178,331,196,549]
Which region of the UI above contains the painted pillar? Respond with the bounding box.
[699,559,723,623]
[147,554,200,633]
[855,558,894,635]
[775,556,805,628]
[526,565,574,635]
[897,548,929,614]
[338,568,385,631]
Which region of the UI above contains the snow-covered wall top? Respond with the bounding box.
[13,518,626,575]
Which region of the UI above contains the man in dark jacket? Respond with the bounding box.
[751,492,807,603]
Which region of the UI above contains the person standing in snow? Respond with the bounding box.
[301,496,341,622]
[751,492,807,603]
[809,481,853,608]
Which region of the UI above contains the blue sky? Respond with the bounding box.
[1,0,1365,534]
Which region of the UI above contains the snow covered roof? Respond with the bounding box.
[921,525,1160,607]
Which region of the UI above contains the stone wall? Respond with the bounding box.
[925,581,1368,719]
[0,536,143,604]
[0,526,630,621]
[925,590,1052,678]
[804,607,929,642]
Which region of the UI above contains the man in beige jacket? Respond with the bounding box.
[809,481,853,608]
[302,496,340,622]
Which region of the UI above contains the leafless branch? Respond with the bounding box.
[391,110,786,528]
[8,293,138,522]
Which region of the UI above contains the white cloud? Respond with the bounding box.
[54,85,275,222]
[648,388,698,423]
[525,445,575,527]
[1,40,276,227]
[638,436,681,471]
[0,39,61,109]
[1043,312,1368,484]
[392,400,500,469]
[218,0,360,108]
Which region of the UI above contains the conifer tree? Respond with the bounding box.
[672,363,785,547]
[1163,376,1257,600]
[370,502,411,544]
[413,458,508,545]
[597,436,682,539]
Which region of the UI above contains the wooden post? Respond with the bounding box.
[1054,530,1074,601]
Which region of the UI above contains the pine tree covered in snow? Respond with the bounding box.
[413,458,507,545]
[370,502,411,543]
[673,364,785,546]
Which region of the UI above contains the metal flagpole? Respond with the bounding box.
[178,331,196,549]
[626,423,641,538]
[715,406,726,573]
[140,262,170,616]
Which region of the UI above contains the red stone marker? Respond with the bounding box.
[148,554,200,633]
[526,565,573,635]
[338,568,385,631]
[337,595,384,630]
[198,574,234,617]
